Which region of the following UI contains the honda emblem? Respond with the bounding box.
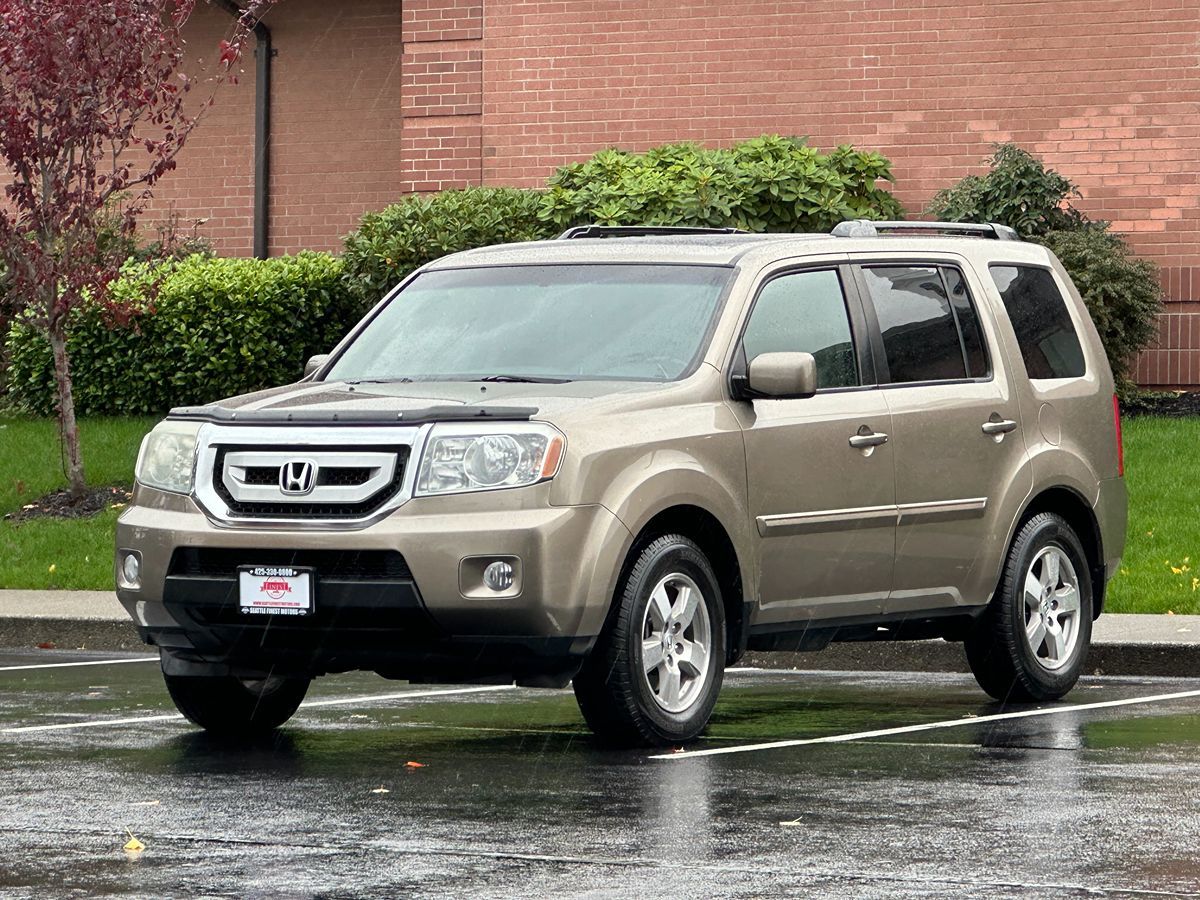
[279,460,317,495]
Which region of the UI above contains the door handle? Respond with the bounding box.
[981,418,1018,435]
[849,430,889,449]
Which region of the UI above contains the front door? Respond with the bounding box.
[734,266,896,626]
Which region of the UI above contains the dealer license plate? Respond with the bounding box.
[238,566,314,616]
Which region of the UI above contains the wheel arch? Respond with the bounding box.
[1010,486,1106,618]
[617,504,748,666]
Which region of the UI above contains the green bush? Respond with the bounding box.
[927,144,1087,239]
[928,144,1161,389]
[5,252,358,415]
[540,135,904,233]
[341,188,555,308]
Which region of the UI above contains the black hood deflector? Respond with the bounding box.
[166,405,539,426]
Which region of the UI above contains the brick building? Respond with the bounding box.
[157,0,1200,386]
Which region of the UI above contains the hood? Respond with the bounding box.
[166,378,676,426]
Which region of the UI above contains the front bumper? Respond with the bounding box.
[116,482,631,681]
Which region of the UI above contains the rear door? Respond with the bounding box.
[732,264,896,626]
[851,259,1032,614]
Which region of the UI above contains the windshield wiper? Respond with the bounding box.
[343,377,415,385]
[472,375,572,384]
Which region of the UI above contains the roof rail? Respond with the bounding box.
[831,220,1021,241]
[557,224,749,240]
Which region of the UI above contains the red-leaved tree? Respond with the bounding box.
[0,0,274,498]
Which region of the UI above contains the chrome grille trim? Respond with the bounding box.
[192,424,429,530]
[221,449,398,504]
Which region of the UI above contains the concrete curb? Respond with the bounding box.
[743,641,1200,679]
[0,591,1197,678]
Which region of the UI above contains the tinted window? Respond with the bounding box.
[863,266,968,383]
[943,267,989,378]
[326,265,732,383]
[990,265,1086,379]
[742,269,858,389]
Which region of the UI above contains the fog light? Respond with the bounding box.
[120,552,141,589]
[483,560,514,592]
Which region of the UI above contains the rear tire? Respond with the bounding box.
[164,671,310,735]
[573,534,725,747]
[965,512,1093,702]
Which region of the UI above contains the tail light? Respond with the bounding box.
[1113,393,1124,477]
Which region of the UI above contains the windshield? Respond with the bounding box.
[325,264,732,383]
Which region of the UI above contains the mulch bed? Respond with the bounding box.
[4,485,132,524]
[1122,391,1200,418]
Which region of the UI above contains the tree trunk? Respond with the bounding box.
[47,325,87,500]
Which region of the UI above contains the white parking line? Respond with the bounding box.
[0,684,518,734]
[652,687,1200,760]
[0,657,159,673]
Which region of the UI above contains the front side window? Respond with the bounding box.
[325,264,733,383]
[862,265,983,384]
[990,265,1086,379]
[742,269,859,389]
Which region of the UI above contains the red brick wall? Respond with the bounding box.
[481,0,1200,386]
[145,0,1200,385]
[147,0,405,256]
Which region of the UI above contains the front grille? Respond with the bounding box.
[241,465,373,487]
[169,548,413,580]
[213,445,409,519]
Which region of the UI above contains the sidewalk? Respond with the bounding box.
[1,590,1197,677]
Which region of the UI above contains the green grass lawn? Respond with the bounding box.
[0,416,156,590]
[1105,416,1200,615]
[0,413,1194,613]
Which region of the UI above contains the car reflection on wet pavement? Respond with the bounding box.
[0,649,1198,898]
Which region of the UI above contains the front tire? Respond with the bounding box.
[164,671,310,735]
[573,534,726,746]
[965,512,1093,702]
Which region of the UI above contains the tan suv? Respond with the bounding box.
[116,221,1127,746]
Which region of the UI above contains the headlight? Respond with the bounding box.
[416,423,564,496]
[135,421,199,494]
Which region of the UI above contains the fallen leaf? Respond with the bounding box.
[779,817,804,826]
[123,829,145,855]
[671,747,686,754]
[404,761,426,769]
[109,503,126,510]
[370,787,390,794]
[48,564,56,574]
[36,642,55,650]
[21,504,35,510]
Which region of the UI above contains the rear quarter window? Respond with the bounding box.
[989,265,1086,379]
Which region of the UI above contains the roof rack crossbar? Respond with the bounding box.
[557,224,749,240]
[831,220,1021,241]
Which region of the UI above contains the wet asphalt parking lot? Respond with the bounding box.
[0,650,1198,899]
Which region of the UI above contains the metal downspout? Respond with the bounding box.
[213,1,273,259]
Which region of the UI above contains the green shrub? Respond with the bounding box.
[1041,227,1162,391]
[341,188,554,308]
[926,144,1087,239]
[5,252,358,415]
[540,135,904,233]
[928,144,1161,390]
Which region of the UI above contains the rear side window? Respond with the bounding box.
[989,265,1086,379]
[861,266,987,383]
[742,269,859,389]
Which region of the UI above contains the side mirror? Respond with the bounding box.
[747,351,817,399]
[303,354,330,379]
